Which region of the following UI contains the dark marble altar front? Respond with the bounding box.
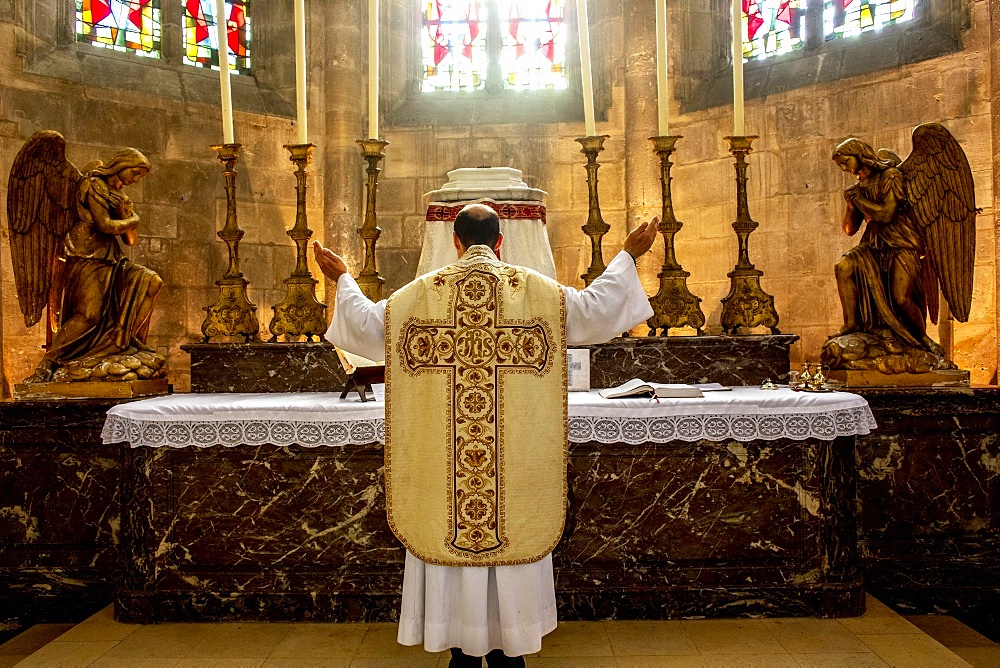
[0,399,124,640]
[855,387,1000,641]
[116,433,861,623]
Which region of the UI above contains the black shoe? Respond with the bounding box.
[485,648,525,667]
[449,648,483,668]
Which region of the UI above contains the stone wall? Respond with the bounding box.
[0,0,996,393]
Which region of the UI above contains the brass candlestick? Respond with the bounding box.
[646,136,705,336]
[355,138,390,302]
[577,135,611,286]
[719,135,780,335]
[268,143,327,342]
[201,143,260,342]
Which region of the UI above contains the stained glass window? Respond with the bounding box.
[498,0,566,90]
[742,0,804,61]
[422,0,567,92]
[422,1,488,91]
[824,0,914,39]
[76,0,161,57]
[183,0,251,74]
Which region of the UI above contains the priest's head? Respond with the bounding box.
[453,204,503,258]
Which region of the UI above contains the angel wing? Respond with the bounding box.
[6,130,82,328]
[898,123,977,322]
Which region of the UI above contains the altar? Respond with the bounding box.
[103,388,875,624]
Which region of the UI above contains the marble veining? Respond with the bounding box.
[183,342,349,393]
[583,335,799,388]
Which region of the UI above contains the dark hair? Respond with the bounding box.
[453,204,500,248]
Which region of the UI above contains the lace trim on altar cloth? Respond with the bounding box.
[101,414,385,449]
[569,406,877,444]
[102,406,875,448]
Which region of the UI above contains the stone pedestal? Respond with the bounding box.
[826,368,970,388]
[583,334,798,388]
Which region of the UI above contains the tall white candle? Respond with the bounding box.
[368,0,379,139]
[576,0,596,136]
[655,0,668,136]
[732,0,745,136]
[215,0,234,144]
[294,0,307,144]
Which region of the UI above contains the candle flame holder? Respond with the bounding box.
[646,136,705,336]
[201,143,260,342]
[719,135,779,335]
[268,143,327,342]
[355,138,389,302]
[577,135,611,286]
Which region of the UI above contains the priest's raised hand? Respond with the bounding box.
[312,240,348,281]
[623,216,660,262]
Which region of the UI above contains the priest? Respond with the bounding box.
[314,204,657,667]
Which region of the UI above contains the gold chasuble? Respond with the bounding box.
[384,245,568,567]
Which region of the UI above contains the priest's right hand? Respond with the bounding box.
[622,216,659,261]
[312,241,349,281]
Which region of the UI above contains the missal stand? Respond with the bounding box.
[340,366,385,403]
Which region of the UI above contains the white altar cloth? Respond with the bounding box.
[102,388,876,449]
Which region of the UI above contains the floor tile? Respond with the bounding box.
[353,624,441,660]
[98,623,221,659]
[614,656,709,667]
[56,606,139,643]
[174,659,265,668]
[262,659,352,668]
[905,616,998,648]
[0,625,74,658]
[949,646,1000,668]
[791,652,889,667]
[838,605,924,637]
[268,623,369,659]
[187,624,293,659]
[349,657,443,667]
[605,620,698,656]
[16,640,120,666]
[699,656,800,667]
[858,632,971,667]
[514,659,615,667]
[91,659,180,667]
[536,621,613,657]
[762,617,870,654]
[681,619,787,656]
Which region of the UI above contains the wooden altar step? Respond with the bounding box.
[5,596,984,666]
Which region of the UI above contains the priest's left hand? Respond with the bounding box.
[312,241,349,281]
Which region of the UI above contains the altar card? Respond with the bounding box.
[567,348,591,392]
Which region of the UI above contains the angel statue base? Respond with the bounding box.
[820,123,976,384]
[6,130,167,399]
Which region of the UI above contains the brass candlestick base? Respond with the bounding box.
[576,135,611,286]
[719,135,779,335]
[646,136,705,336]
[355,138,390,302]
[201,143,260,342]
[269,143,327,342]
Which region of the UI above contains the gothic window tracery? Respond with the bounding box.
[422,0,567,93]
[183,0,252,74]
[740,0,914,62]
[76,0,161,57]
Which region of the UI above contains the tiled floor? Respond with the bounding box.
[2,595,997,667]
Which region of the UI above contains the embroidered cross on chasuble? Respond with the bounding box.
[384,246,568,567]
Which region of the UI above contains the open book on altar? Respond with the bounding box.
[335,348,381,375]
[598,380,730,399]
